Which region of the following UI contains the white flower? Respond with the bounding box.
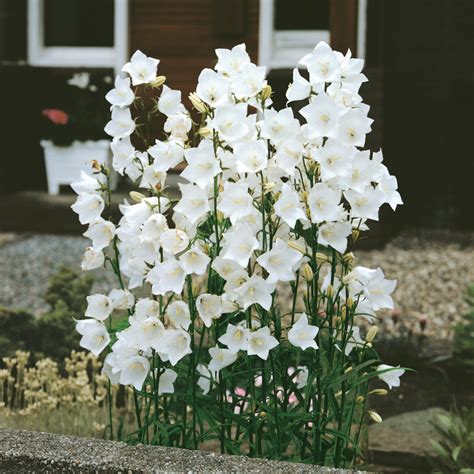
[71,171,104,195]
[362,268,397,310]
[300,41,340,84]
[119,355,150,390]
[318,221,352,254]
[174,183,210,224]
[166,301,191,330]
[211,257,243,280]
[344,187,385,221]
[109,289,134,310]
[295,366,309,389]
[196,294,222,328]
[104,107,135,139]
[164,114,192,141]
[122,50,159,86]
[158,368,178,394]
[377,175,403,211]
[315,139,355,181]
[85,294,113,321]
[84,219,115,250]
[257,239,302,283]
[234,140,268,174]
[105,76,135,108]
[336,109,373,147]
[307,183,341,223]
[210,103,249,143]
[247,326,278,360]
[147,259,186,295]
[217,182,254,224]
[274,137,304,175]
[288,313,319,350]
[141,213,168,243]
[139,164,167,190]
[260,108,299,144]
[81,247,104,271]
[209,346,238,373]
[197,364,212,394]
[159,229,190,255]
[221,224,259,267]
[286,68,311,102]
[111,138,135,175]
[300,92,344,139]
[71,193,105,225]
[274,184,307,227]
[231,63,266,99]
[135,298,161,319]
[215,43,250,76]
[148,140,184,172]
[377,364,405,390]
[234,274,274,310]
[196,68,229,107]
[180,247,210,275]
[158,85,185,116]
[218,323,249,353]
[163,329,192,366]
[76,319,110,356]
[344,326,364,355]
[181,140,221,189]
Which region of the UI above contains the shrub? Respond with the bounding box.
[0,308,39,359]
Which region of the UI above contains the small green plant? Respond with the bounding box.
[429,407,474,473]
[453,285,474,370]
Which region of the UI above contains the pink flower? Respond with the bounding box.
[234,387,247,397]
[288,392,299,405]
[42,109,69,125]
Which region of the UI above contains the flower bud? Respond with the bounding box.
[326,284,334,298]
[356,396,365,404]
[301,263,314,282]
[151,75,166,88]
[351,229,360,241]
[261,84,272,101]
[189,92,207,113]
[369,388,388,396]
[130,191,146,203]
[342,252,355,265]
[344,366,353,374]
[201,243,210,255]
[216,210,225,222]
[365,326,377,343]
[192,283,200,297]
[316,253,330,263]
[263,182,276,193]
[287,241,306,254]
[367,410,382,423]
[346,297,354,308]
[197,127,212,137]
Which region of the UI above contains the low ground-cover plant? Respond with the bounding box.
[71,42,405,468]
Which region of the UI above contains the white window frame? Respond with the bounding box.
[259,0,367,71]
[27,0,128,72]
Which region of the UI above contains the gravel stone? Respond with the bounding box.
[0,429,359,473]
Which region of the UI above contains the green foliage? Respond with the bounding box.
[429,407,474,473]
[0,307,40,358]
[0,267,93,362]
[453,285,474,369]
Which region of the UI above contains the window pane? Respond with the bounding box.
[44,0,114,47]
[275,0,330,30]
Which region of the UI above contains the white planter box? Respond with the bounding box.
[41,140,117,195]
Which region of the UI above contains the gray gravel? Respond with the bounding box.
[0,429,357,473]
[0,234,115,315]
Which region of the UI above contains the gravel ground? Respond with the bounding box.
[0,234,115,315]
[1,230,473,339]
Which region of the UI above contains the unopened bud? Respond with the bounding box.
[301,191,309,203]
[369,389,388,396]
[346,297,354,308]
[326,284,334,298]
[301,263,314,282]
[356,396,365,404]
[287,241,306,254]
[367,410,382,423]
[189,92,207,113]
[201,243,210,255]
[261,84,272,101]
[130,191,146,203]
[365,326,377,343]
[151,75,166,88]
[192,284,200,297]
[335,390,342,398]
[316,252,330,263]
[342,252,355,265]
[197,127,212,137]
[344,366,353,374]
[351,229,360,241]
[216,210,225,222]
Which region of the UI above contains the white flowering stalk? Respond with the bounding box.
[71,42,405,467]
